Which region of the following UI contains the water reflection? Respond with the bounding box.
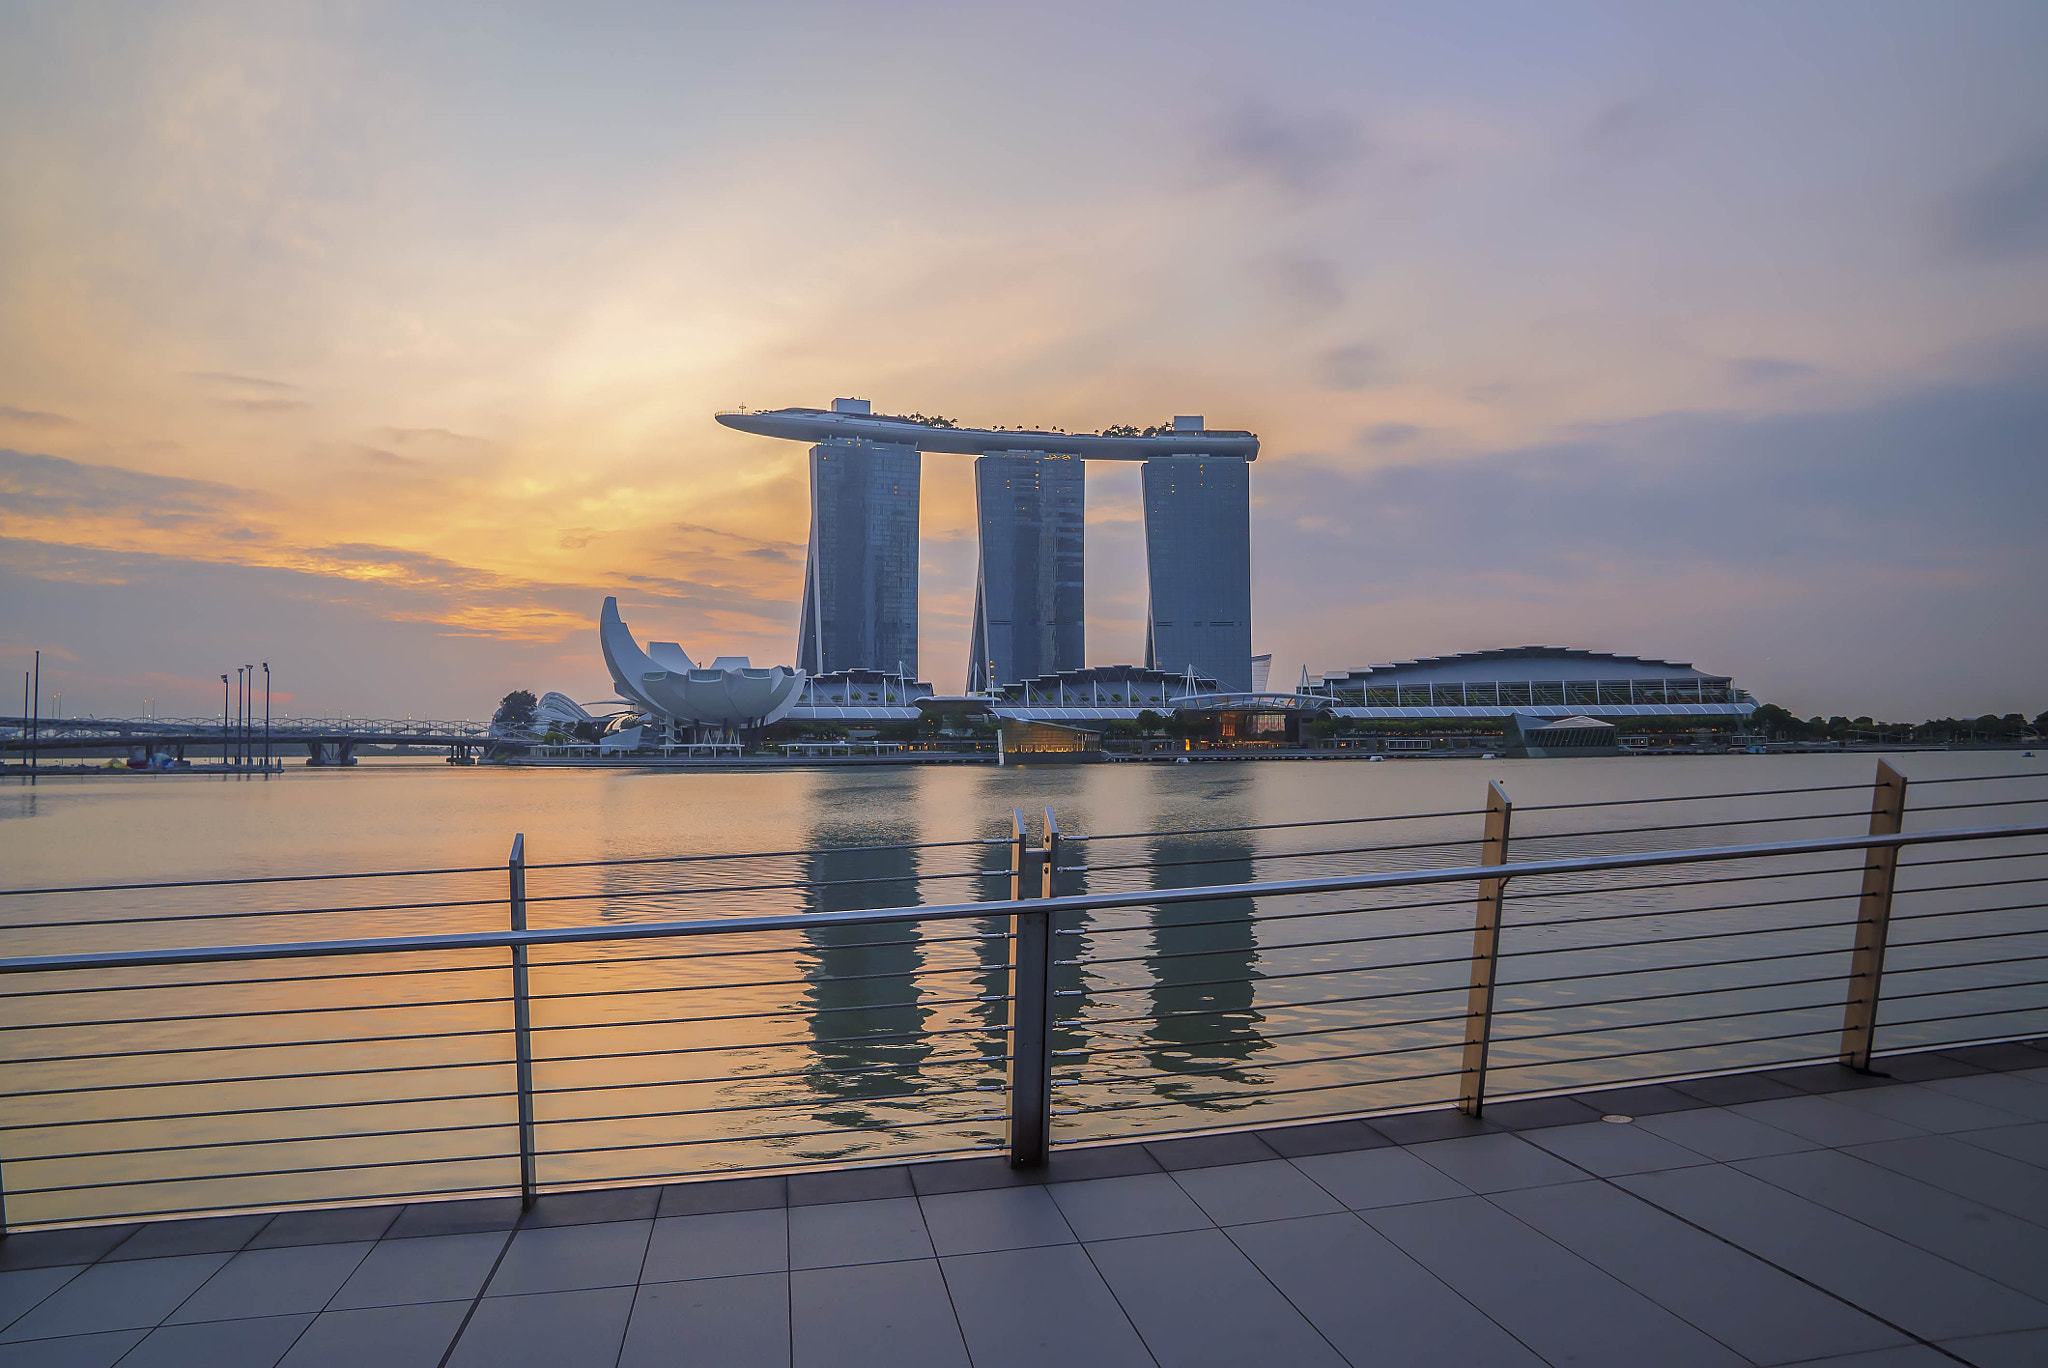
[797,824,930,1130]
[1143,830,1269,1105]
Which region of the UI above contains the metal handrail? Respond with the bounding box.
[4,822,2039,977]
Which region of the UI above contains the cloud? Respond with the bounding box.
[1208,101,1368,196]
[186,371,302,393]
[1315,343,1387,391]
[0,406,77,429]
[1727,357,1821,385]
[213,397,311,412]
[1942,139,2048,261]
[0,448,268,525]
[1358,422,1422,447]
[1253,251,1344,316]
[1584,94,1682,162]
[1253,344,2048,715]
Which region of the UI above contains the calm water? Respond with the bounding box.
[2,753,2044,1225]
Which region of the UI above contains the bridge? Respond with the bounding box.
[0,715,495,767]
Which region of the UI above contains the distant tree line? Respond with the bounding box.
[1748,704,2046,744]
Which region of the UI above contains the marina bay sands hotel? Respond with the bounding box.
[717,401,1260,692]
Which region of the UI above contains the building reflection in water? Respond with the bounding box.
[797,823,931,1137]
[1143,829,1269,1106]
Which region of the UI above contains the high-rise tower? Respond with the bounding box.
[795,400,921,677]
[966,454,1084,692]
[1142,445,1252,692]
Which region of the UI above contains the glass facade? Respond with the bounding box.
[966,454,1085,691]
[797,439,920,678]
[1142,456,1252,692]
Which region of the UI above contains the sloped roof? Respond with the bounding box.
[1330,647,1715,677]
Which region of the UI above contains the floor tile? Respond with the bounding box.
[659,1174,787,1216]
[1846,1134,2048,1225]
[787,1166,910,1205]
[642,1208,788,1282]
[1228,1212,1544,1367]
[168,1242,376,1323]
[1566,1081,1704,1116]
[1493,1179,1908,1365]
[1731,1095,1928,1146]
[1408,1132,1587,1192]
[1253,1119,1390,1157]
[0,1227,137,1272]
[909,1155,1042,1195]
[328,1231,509,1309]
[1042,1145,1161,1182]
[0,1265,84,1335]
[1290,1146,1472,1209]
[1046,1173,1212,1242]
[1365,1195,1748,1367]
[941,1245,1151,1368]
[1735,1149,2048,1301]
[278,1301,470,1368]
[0,1328,147,1367]
[384,1197,522,1239]
[1143,1132,1277,1170]
[1778,1349,1955,1367]
[247,1207,398,1249]
[1920,1072,2048,1122]
[1170,1160,1345,1227]
[446,1286,635,1368]
[1483,1095,1606,1130]
[1876,1051,1988,1082]
[619,1273,789,1368]
[788,1197,932,1269]
[1952,1122,2048,1168]
[1366,1108,1501,1144]
[1522,1119,1714,1176]
[1939,1326,2048,1367]
[1941,1043,2048,1072]
[522,1187,660,1228]
[1671,1072,1805,1105]
[1828,1082,2033,1133]
[919,1185,1075,1256]
[119,1312,314,1368]
[790,1259,968,1368]
[486,1220,652,1295]
[0,1253,232,1341]
[1636,1106,1821,1161]
[1767,1064,1901,1094]
[1086,1228,1348,1367]
[105,1215,269,1262]
[1616,1165,2048,1340]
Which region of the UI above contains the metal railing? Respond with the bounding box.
[0,765,2042,1230]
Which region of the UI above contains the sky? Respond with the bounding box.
[2,0,2046,722]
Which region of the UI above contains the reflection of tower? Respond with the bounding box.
[966,455,1084,691]
[799,830,929,1125]
[1144,832,1266,1100]
[1142,448,1252,693]
[797,402,920,677]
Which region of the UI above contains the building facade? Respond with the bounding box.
[796,403,920,678]
[966,454,1085,692]
[1142,451,1253,693]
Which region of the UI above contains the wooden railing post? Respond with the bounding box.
[1007,809,1053,1167]
[1841,762,1909,1070]
[1459,781,1513,1116]
[510,834,538,1207]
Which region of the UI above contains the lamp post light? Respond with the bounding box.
[221,673,230,770]
[29,651,39,781]
[262,663,271,774]
[244,663,253,768]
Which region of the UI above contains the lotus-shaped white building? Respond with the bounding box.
[599,597,803,742]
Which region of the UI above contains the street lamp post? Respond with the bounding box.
[221,674,230,770]
[29,651,38,781]
[244,663,253,768]
[262,663,271,773]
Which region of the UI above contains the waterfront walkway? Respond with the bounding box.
[4,1042,2048,1367]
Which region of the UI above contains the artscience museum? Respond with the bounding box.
[598,597,803,745]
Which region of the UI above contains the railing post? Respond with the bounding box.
[1007,809,1053,1167]
[1841,761,1908,1070]
[509,834,538,1208]
[1459,780,1512,1116]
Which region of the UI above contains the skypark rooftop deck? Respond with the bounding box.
[715,407,1260,461]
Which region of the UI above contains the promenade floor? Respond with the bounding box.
[4,1041,2048,1367]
